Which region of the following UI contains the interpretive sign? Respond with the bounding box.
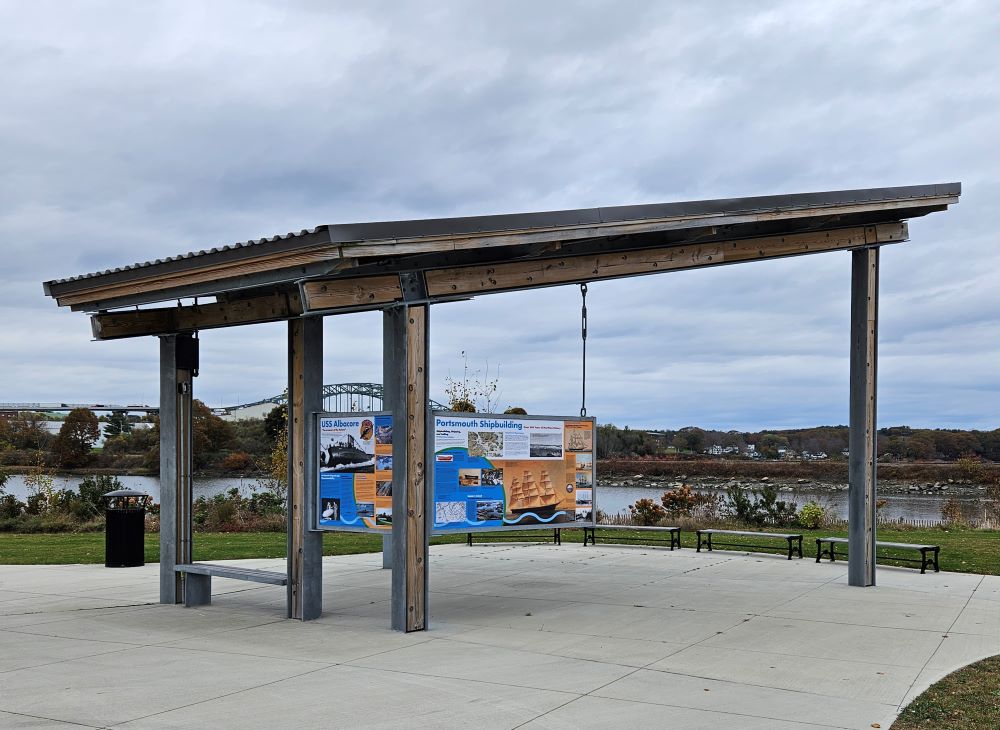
[432,412,596,532]
[316,412,393,531]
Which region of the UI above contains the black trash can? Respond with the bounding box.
[104,489,150,568]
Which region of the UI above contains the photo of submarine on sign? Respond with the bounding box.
[320,434,374,473]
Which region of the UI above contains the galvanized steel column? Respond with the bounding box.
[287,317,324,620]
[848,248,879,587]
[384,305,430,632]
[159,335,193,604]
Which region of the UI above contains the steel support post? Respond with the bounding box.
[381,534,393,569]
[848,248,879,587]
[159,335,194,604]
[383,305,430,632]
[287,317,324,620]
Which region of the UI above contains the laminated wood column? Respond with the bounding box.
[159,334,194,604]
[383,305,430,632]
[287,317,324,619]
[848,248,879,587]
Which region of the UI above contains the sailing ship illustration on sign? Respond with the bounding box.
[506,469,559,520]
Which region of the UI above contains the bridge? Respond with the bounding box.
[2,384,447,419]
[223,382,446,416]
[0,402,158,415]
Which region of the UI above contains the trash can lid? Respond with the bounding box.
[103,488,150,498]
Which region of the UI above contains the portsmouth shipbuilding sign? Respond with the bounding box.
[432,414,596,531]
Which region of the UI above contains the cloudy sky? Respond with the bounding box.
[1,0,997,431]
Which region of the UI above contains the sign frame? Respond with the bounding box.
[430,410,597,533]
[314,410,394,533]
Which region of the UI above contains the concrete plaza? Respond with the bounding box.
[1,542,997,729]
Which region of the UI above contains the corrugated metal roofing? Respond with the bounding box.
[42,182,960,310]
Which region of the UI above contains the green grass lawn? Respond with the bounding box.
[0,526,997,574]
[893,655,1000,729]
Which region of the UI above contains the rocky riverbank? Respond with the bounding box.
[600,473,989,498]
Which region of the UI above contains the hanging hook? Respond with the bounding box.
[580,283,588,418]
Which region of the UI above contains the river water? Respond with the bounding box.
[594,485,976,523]
[3,473,975,523]
[3,474,266,504]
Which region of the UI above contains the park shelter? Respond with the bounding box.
[43,182,960,632]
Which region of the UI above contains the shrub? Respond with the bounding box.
[798,501,826,529]
[77,475,124,518]
[222,451,253,472]
[629,498,666,526]
[0,494,24,519]
[725,486,761,525]
[940,497,967,526]
[660,484,711,518]
[725,485,798,527]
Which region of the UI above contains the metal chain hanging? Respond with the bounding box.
[580,283,588,417]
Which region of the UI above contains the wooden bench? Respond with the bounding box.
[582,525,681,550]
[815,537,940,573]
[466,528,563,546]
[175,563,287,607]
[696,529,803,559]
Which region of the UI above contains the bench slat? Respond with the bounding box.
[175,563,287,585]
[699,529,801,539]
[817,538,937,550]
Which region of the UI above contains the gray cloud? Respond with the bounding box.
[1,0,997,430]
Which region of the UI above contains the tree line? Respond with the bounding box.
[0,403,281,472]
[597,423,1000,461]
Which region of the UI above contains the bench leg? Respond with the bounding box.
[467,532,473,547]
[934,548,940,572]
[671,530,680,550]
[184,573,211,607]
[786,537,793,560]
[829,543,836,562]
[815,539,822,563]
[554,529,561,546]
[797,536,803,559]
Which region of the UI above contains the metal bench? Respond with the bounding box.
[696,529,803,559]
[174,563,287,607]
[582,525,681,550]
[466,528,563,546]
[815,537,940,573]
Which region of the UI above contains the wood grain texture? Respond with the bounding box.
[301,276,402,310]
[426,223,907,297]
[288,320,306,619]
[405,305,427,632]
[91,292,303,340]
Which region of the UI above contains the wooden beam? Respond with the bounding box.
[425,223,906,298]
[91,292,303,340]
[91,222,908,337]
[299,223,907,313]
[385,305,430,632]
[404,305,428,631]
[300,275,402,311]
